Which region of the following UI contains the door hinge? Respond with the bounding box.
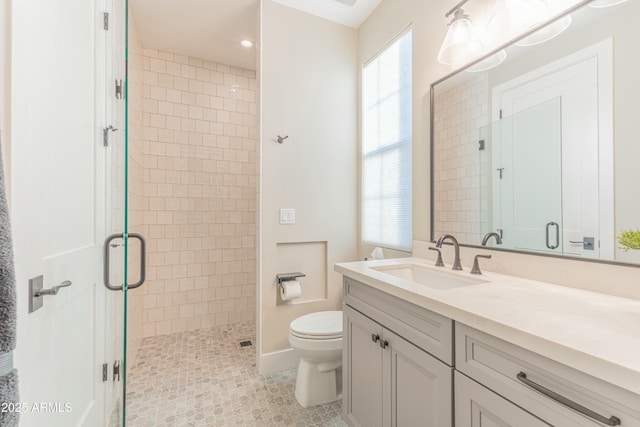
[499,109,503,119]
[115,79,124,100]
[102,363,108,382]
[497,167,504,179]
[103,12,109,30]
[113,360,121,382]
[103,125,118,147]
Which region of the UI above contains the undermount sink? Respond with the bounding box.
[370,263,488,290]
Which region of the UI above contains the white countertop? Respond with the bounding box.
[335,257,640,396]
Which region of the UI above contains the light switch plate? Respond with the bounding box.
[280,208,295,225]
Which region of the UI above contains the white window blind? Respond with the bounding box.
[362,29,412,252]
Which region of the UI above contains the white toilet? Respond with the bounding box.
[289,310,343,408]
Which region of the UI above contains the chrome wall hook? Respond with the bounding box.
[276,135,289,144]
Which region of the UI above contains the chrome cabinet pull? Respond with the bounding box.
[545,222,560,250]
[516,372,620,426]
[34,280,72,297]
[103,233,147,291]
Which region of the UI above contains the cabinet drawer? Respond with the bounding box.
[455,371,550,427]
[343,276,453,365]
[456,323,640,426]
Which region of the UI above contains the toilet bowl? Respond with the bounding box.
[289,310,343,408]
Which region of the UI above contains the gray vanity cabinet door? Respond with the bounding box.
[385,329,452,427]
[455,372,551,427]
[344,305,384,427]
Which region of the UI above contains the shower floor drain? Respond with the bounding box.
[239,340,252,347]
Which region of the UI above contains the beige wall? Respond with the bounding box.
[136,48,257,338]
[259,0,358,360]
[360,0,640,297]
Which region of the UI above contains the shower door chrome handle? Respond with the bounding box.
[127,233,146,289]
[545,222,559,250]
[103,233,147,291]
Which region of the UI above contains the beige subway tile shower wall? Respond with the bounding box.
[138,49,257,338]
[433,73,489,244]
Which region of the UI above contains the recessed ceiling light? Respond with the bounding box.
[241,40,253,48]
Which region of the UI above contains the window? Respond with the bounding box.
[361,29,412,252]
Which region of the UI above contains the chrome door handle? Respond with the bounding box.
[128,233,146,289]
[545,222,559,250]
[103,233,147,291]
[517,372,620,426]
[34,280,72,297]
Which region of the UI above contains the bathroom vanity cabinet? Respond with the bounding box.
[341,275,640,427]
[455,323,640,426]
[343,277,453,427]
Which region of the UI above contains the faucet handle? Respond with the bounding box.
[428,247,445,267]
[470,254,492,275]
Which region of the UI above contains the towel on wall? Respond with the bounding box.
[0,143,19,427]
[0,370,18,427]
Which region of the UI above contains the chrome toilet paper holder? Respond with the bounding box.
[276,272,306,291]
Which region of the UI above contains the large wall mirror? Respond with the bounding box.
[430,0,640,266]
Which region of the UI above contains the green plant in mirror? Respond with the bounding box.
[617,229,640,251]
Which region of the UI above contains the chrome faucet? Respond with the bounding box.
[435,234,463,270]
[482,232,503,246]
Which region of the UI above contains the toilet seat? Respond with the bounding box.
[289,310,342,340]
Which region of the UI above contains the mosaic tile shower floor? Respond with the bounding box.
[125,321,346,426]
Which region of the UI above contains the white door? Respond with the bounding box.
[493,97,563,254]
[492,40,613,258]
[10,0,125,426]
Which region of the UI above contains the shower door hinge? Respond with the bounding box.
[103,125,118,147]
[115,79,123,100]
[102,363,108,382]
[499,109,503,119]
[103,12,109,30]
[113,360,121,382]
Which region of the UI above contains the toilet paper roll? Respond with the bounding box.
[280,280,302,301]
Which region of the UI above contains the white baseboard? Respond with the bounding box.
[259,348,299,375]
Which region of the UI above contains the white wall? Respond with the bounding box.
[259,0,358,371]
[359,0,640,299]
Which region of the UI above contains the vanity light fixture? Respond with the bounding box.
[488,0,572,47]
[241,40,253,48]
[466,49,507,72]
[487,0,547,39]
[514,13,572,46]
[437,0,484,66]
[589,0,628,7]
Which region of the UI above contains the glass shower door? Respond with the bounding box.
[103,0,141,425]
